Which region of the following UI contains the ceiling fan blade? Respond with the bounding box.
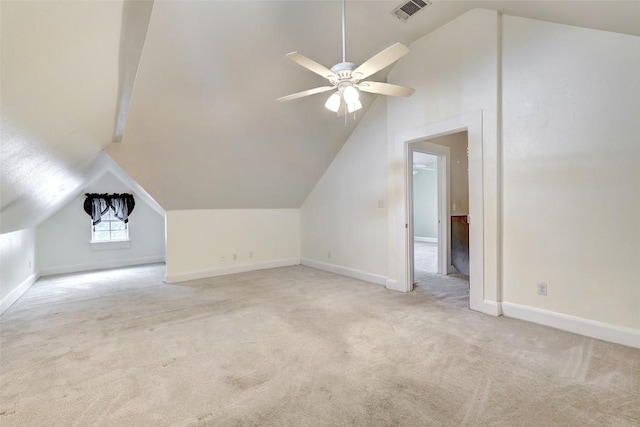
[277,86,335,102]
[357,81,415,97]
[286,52,339,80]
[351,43,409,80]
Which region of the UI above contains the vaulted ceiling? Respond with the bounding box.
[2,0,639,232]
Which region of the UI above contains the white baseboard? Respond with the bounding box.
[502,302,640,350]
[300,258,387,286]
[0,271,40,315]
[385,279,408,292]
[166,258,300,283]
[478,300,502,316]
[40,256,166,277]
[414,236,438,243]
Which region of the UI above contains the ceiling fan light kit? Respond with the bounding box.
[347,99,363,114]
[325,92,342,112]
[278,0,415,118]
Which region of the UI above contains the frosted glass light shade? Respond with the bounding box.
[347,99,362,113]
[325,92,341,112]
[343,86,360,103]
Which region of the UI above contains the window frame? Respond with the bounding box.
[90,207,130,243]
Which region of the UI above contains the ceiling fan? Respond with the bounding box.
[277,0,415,116]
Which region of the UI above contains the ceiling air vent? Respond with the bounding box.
[392,0,431,22]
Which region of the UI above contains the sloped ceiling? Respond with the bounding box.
[105,0,431,210]
[1,0,152,234]
[106,0,640,210]
[2,0,640,231]
[82,153,165,219]
[0,0,125,234]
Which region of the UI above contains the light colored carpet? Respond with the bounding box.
[414,241,469,309]
[415,273,470,309]
[1,264,639,426]
[414,241,438,277]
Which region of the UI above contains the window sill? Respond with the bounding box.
[90,240,131,251]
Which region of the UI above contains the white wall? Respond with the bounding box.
[413,169,438,239]
[300,97,388,284]
[37,172,166,275]
[502,16,640,330]
[387,9,500,301]
[0,228,38,314]
[165,209,300,283]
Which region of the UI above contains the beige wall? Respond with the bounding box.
[501,16,640,329]
[300,98,388,279]
[165,209,300,283]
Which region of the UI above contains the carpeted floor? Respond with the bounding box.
[414,241,438,277]
[1,264,639,426]
[415,273,470,309]
[414,241,470,309]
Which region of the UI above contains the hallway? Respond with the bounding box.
[414,241,469,308]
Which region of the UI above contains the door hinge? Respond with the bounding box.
[405,223,408,229]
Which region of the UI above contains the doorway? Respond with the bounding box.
[412,151,439,280]
[391,112,497,315]
[409,143,450,283]
[409,132,470,307]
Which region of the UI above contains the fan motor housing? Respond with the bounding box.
[330,62,356,80]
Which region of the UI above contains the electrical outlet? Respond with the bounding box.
[28,260,32,269]
[537,282,547,296]
[220,256,225,262]
[233,254,237,261]
[328,251,331,259]
[249,251,253,259]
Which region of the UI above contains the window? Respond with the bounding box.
[84,193,134,249]
[91,208,129,242]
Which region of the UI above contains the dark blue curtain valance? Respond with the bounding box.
[83,193,135,225]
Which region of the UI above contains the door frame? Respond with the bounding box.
[409,143,451,287]
[391,111,489,314]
